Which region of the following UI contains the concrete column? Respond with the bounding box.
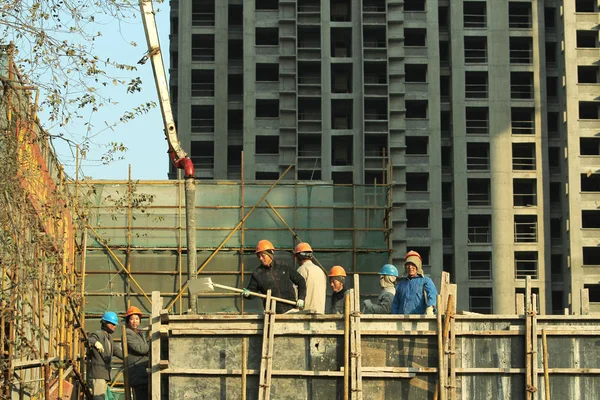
[243,0,257,179]
[214,2,229,179]
[177,1,193,173]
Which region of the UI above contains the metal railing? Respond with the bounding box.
[298,76,321,85]
[468,227,492,243]
[465,48,487,63]
[514,222,537,242]
[515,260,538,279]
[464,13,486,28]
[509,14,532,29]
[467,193,491,206]
[298,4,320,13]
[465,83,488,98]
[191,156,215,169]
[192,48,215,62]
[510,49,533,64]
[467,156,490,171]
[469,260,492,280]
[466,119,488,135]
[513,157,536,170]
[511,120,535,135]
[191,118,214,133]
[511,84,534,99]
[298,112,322,121]
[192,12,215,27]
[191,83,214,97]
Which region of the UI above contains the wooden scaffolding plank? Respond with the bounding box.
[448,285,457,400]
[349,289,357,399]
[257,291,273,400]
[264,298,277,400]
[436,294,446,400]
[353,274,363,400]
[344,293,350,400]
[525,277,532,400]
[531,294,538,396]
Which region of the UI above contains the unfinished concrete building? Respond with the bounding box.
[168,0,600,315]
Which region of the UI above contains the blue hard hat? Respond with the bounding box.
[379,264,399,277]
[101,311,118,325]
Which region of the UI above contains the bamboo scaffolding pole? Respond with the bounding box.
[525,277,532,399]
[165,165,293,311]
[542,329,550,400]
[125,166,133,308]
[240,151,245,316]
[344,293,350,400]
[178,177,184,313]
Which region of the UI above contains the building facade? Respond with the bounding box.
[169,0,600,314]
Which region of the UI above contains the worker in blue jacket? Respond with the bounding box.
[392,250,438,315]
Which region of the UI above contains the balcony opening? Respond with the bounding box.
[551,291,563,315]
[298,26,321,49]
[440,41,450,66]
[331,99,353,129]
[579,102,600,119]
[469,252,492,280]
[228,74,243,99]
[510,37,533,64]
[365,134,387,157]
[191,70,214,97]
[583,247,600,265]
[463,1,487,28]
[256,0,278,10]
[256,99,279,118]
[583,210,600,228]
[407,209,429,228]
[192,34,215,61]
[439,6,449,29]
[229,5,243,27]
[332,171,353,184]
[443,218,453,245]
[191,141,214,170]
[441,145,452,172]
[513,178,537,206]
[440,75,451,102]
[256,27,279,46]
[441,111,452,137]
[549,182,561,205]
[468,178,490,206]
[512,143,536,171]
[404,28,427,47]
[364,62,387,84]
[545,42,557,67]
[192,0,214,27]
[405,64,427,82]
[298,97,322,121]
[331,0,351,21]
[544,7,556,30]
[465,71,488,99]
[298,133,321,160]
[298,61,321,85]
[363,0,385,12]
[171,17,179,35]
[464,36,487,64]
[467,142,490,171]
[515,251,538,279]
[508,2,532,29]
[511,72,534,99]
[576,0,597,12]
[578,66,599,83]
[548,146,560,173]
[577,31,598,48]
[191,105,214,133]
[331,28,352,57]
[405,100,428,119]
[406,136,428,155]
[256,63,279,82]
[227,145,242,178]
[547,111,559,137]
[298,0,321,13]
[511,107,535,135]
[255,135,279,155]
[442,182,453,207]
[581,173,600,192]
[228,110,243,139]
[546,76,558,100]
[331,64,353,93]
[551,254,563,282]
[228,40,243,65]
[406,173,429,192]
[514,215,537,243]
[466,107,488,135]
[585,285,600,303]
[364,171,386,184]
[550,217,562,245]
[332,136,353,166]
[363,26,386,49]
[469,288,492,314]
[468,214,491,243]
[405,0,426,11]
[364,98,388,120]
[256,171,280,180]
[581,137,600,155]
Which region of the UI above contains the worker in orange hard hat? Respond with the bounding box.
[294,242,327,314]
[124,306,149,400]
[392,250,438,315]
[328,265,348,314]
[242,239,307,314]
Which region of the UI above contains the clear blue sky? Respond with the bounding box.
[51,4,171,181]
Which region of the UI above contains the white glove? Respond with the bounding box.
[425,306,434,316]
[94,341,104,353]
[363,299,373,309]
[296,299,305,309]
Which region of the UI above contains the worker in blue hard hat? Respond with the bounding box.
[363,264,399,314]
[87,311,123,399]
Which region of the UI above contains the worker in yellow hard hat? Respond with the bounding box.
[124,306,149,400]
[242,239,307,314]
[328,265,348,314]
[294,242,327,314]
[392,250,438,315]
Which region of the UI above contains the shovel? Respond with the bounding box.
[192,277,297,306]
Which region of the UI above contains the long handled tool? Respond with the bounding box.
[192,277,297,306]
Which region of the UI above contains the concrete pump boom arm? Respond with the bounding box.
[139,0,194,177]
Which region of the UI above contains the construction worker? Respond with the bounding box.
[328,265,348,314]
[363,264,398,314]
[392,250,438,315]
[124,306,149,400]
[294,242,327,314]
[87,311,123,400]
[242,239,307,314]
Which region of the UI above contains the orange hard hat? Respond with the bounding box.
[294,242,313,255]
[255,239,275,253]
[125,306,143,318]
[328,265,347,277]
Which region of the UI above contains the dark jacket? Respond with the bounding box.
[247,259,307,314]
[126,327,149,387]
[330,289,347,314]
[87,328,123,381]
[392,274,438,315]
